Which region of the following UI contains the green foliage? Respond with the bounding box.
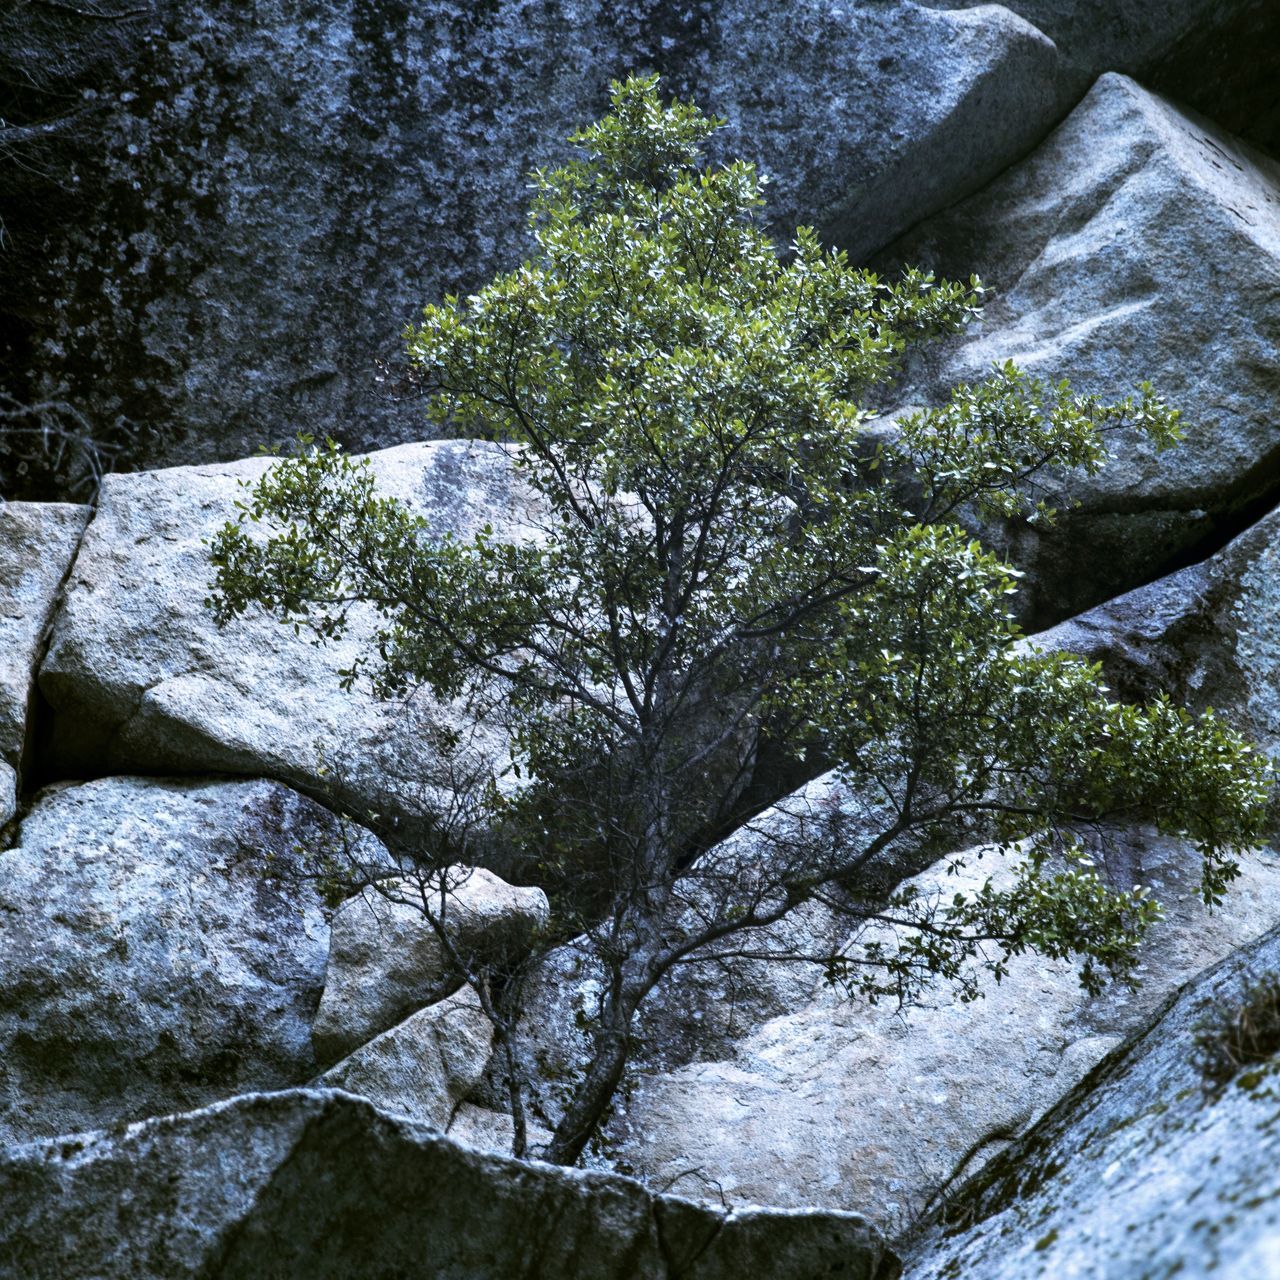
[208,74,1270,1163]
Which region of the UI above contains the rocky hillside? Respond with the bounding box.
[1,2,1279,1277]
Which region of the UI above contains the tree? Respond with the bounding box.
[208,75,1270,1169]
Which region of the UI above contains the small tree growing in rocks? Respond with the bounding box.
[208,76,1270,1168]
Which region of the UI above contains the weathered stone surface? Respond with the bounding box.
[312,869,549,1066]
[316,988,492,1131]
[0,1088,898,1280]
[39,439,537,837]
[500,770,1280,1226]
[1036,503,1280,768]
[882,73,1280,622]
[447,1101,554,1158]
[604,830,1280,1227]
[0,776,332,1145]
[0,762,14,830]
[921,0,1280,157]
[0,502,86,779]
[908,920,1280,1280]
[0,0,1072,493]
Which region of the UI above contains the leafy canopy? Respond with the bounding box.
[209,75,1269,1165]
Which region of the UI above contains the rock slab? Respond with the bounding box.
[0,1088,899,1280]
[1,0,1070,490]
[312,869,548,1066]
[884,73,1280,622]
[316,988,493,1131]
[0,501,87,780]
[0,776,332,1145]
[908,919,1280,1280]
[39,439,536,839]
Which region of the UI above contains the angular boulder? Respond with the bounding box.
[908,920,1280,1279]
[883,73,1280,622]
[0,1089,898,1280]
[39,439,537,838]
[0,501,87,790]
[1,0,1073,491]
[316,988,493,1131]
[0,776,332,1144]
[311,869,549,1065]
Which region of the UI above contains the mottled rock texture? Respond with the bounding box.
[883,73,1280,623]
[312,870,548,1065]
[508,819,1280,1227]
[0,0,1072,492]
[316,987,493,1130]
[0,1088,899,1280]
[38,439,536,840]
[907,920,1280,1280]
[0,502,87,793]
[0,776,332,1145]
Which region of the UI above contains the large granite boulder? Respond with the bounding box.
[596,829,1280,1227]
[882,73,1280,623]
[39,439,537,839]
[0,0,1073,493]
[908,919,1280,1279]
[0,1088,898,1280]
[316,988,494,1131]
[312,870,549,1065]
[0,775,332,1145]
[0,501,87,818]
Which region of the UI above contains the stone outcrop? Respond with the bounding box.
[38,439,537,838]
[883,73,1280,622]
[317,988,493,1131]
[0,776,332,1144]
[311,870,549,1065]
[0,0,1074,493]
[0,1088,898,1280]
[907,919,1280,1280]
[0,502,87,813]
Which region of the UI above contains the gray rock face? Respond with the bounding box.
[1036,504,1280,770]
[0,776,332,1145]
[39,439,536,838]
[883,73,1280,622]
[316,988,493,1130]
[0,0,1072,493]
[599,830,1280,1227]
[312,870,549,1065]
[922,0,1280,156]
[0,1088,898,1280]
[0,502,87,785]
[908,920,1280,1280]
[498,745,1280,1225]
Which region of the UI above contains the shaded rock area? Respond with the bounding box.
[0,776,332,1146]
[0,1088,899,1280]
[38,438,537,840]
[907,920,1280,1280]
[882,73,1280,623]
[0,502,87,799]
[317,988,493,1131]
[312,870,548,1065]
[1,0,1075,492]
[1037,503,1280,771]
